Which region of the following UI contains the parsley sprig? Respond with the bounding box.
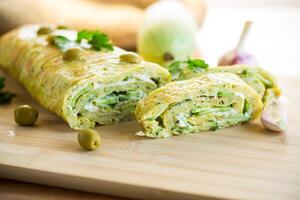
[167,57,209,81]
[53,29,113,52]
[0,76,15,104]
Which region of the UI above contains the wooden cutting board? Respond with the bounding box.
[0,72,299,200]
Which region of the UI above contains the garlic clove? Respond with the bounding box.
[261,99,288,132]
[218,21,258,66]
[218,50,258,66]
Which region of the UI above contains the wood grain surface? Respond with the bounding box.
[0,178,126,200]
[0,70,299,200]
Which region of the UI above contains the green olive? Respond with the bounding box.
[120,53,142,64]
[63,48,82,61]
[57,25,68,29]
[78,129,101,151]
[37,27,54,35]
[14,105,39,126]
[46,35,55,45]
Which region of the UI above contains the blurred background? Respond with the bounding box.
[0,0,299,76]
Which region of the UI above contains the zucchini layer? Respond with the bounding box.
[64,76,158,129]
[135,73,263,138]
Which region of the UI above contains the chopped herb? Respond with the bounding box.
[53,35,72,51]
[186,57,209,72]
[76,30,94,42]
[51,29,113,52]
[208,120,219,131]
[0,76,15,104]
[167,57,209,80]
[77,30,113,51]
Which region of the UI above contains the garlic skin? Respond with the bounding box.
[261,99,288,132]
[218,21,258,66]
[218,50,258,66]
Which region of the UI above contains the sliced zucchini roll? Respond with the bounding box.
[135,73,263,138]
[175,65,281,105]
[0,24,171,129]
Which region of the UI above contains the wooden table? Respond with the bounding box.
[1,0,300,200]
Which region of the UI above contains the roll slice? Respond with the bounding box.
[135,73,263,138]
[0,24,171,129]
[180,65,281,105]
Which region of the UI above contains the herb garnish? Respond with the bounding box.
[52,30,113,51]
[77,30,113,51]
[53,35,72,51]
[0,76,15,104]
[167,57,209,80]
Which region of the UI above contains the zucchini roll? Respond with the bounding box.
[0,24,171,129]
[175,65,280,105]
[135,73,262,138]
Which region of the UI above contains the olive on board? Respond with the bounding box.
[78,129,101,151]
[14,105,39,126]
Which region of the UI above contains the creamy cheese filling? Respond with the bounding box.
[156,91,252,136]
[69,76,157,127]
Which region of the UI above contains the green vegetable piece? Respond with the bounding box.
[243,100,250,114]
[14,105,39,126]
[186,57,209,72]
[191,107,213,115]
[63,48,82,61]
[90,31,113,51]
[209,121,219,131]
[97,94,119,107]
[37,27,54,35]
[53,35,71,51]
[167,57,209,80]
[0,92,15,104]
[78,129,101,151]
[120,53,142,64]
[76,30,113,51]
[217,91,235,97]
[76,30,94,42]
[0,76,15,104]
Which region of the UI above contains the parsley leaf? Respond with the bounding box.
[0,76,15,104]
[76,30,94,42]
[77,30,113,51]
[0,92,15,104]
[167,57,209,81]
[90,31,113,51]
[51,29,113,52]
[186,57,209,72]
[53,35,71,51]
